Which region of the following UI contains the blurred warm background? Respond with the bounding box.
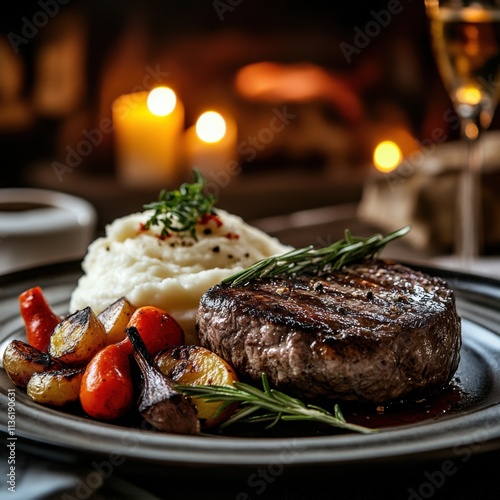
[1,0,500,256]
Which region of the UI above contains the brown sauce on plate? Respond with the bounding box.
[342,380,465,430]
[199,378,468,438]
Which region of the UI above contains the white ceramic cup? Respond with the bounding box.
[0,188,97,275]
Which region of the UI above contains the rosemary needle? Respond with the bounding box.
[176,373,376,434]
[221,225,411,286]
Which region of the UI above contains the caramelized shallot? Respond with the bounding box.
[126,326,200,435]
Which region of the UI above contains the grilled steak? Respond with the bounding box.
[196,259,461,403]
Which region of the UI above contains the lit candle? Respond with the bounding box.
[112,86,184,188]
[184,111,237,177]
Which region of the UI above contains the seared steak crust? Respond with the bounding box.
[196,260,461,403]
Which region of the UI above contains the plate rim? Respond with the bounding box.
[1,260,500,467]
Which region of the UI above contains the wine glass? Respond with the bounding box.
[424,0,500,269]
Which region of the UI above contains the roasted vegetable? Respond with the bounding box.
[80,343,134,420]
[2,340,67,388]
[126,326,200,435]
[48,307,107,365]
[97,297,136,345]
[27,368,84,406]
[19,286,61,352]
[155,345,238,427]
[118,306,184,357]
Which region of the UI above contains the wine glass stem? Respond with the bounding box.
[458,118,482,269]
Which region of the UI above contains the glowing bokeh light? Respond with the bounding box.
[373,141,403,173]
[455,86,482,106]
[465,122,479,140]
[195,111,226,143]
[147,87,177,116]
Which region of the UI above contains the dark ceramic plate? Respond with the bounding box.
[1,261,499,469]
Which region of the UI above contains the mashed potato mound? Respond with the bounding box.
[69,208,291,344]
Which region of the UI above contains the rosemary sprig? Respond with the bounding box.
[176,373,376,434]
[221,225,411,286]
[143,169,217,240]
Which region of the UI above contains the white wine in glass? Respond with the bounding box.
[424,0,500,268]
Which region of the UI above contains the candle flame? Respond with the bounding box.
[147,87,177,116]
[195,111,226,143]
[373,141,402,173]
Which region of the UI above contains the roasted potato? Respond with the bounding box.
[2,340,67,387]
[48,307,106,365]
[97,297,136,345]
[27,368,84,406]
[155,345,238,427]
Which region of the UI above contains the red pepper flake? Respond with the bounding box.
[198,213,223,227]
[224,232,240,240]
[138,222,171,240]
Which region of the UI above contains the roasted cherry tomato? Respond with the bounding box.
[80,343,134,420]
[118,306,184,356]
